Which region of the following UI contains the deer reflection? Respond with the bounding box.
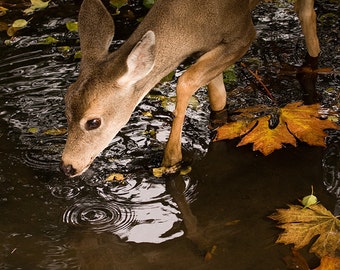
[166,174,211,252]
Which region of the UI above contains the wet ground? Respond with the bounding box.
[0,0,339,269]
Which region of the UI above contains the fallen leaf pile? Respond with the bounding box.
[215,102,339,155]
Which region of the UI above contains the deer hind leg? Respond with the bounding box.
[162,38,253,168]
[295,0,320,57]
[207,74,229,129]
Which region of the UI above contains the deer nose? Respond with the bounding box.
[60,162,76,177]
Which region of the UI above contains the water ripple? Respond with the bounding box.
[63,200,136,237]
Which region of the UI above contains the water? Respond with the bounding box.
[0,0,339,269]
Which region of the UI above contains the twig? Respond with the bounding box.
[241,62,276,102]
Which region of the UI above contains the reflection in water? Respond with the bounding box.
[62,173,199,243]
[323,131,340,215]
[0,0,339,268]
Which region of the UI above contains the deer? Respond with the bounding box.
[60,0,320,177]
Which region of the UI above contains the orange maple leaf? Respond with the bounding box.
[237,115,297,155]
[214,102,339,155]
[314,256,340,270]
[281,102,337,147]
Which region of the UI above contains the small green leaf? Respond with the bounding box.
[44,128,67,135]
[57,46,71,53]
[66,21,78,32]
[39,36,59,45]
[302,186,318,208]
[28,127,39,134]
[161,70,175,83]
[12,19,28,28]
[110,0,128,9]
[74,51,82,59]
[24,0,50,14]
[223,65,237,85]
[302,194,318,208]
[143,0,155,9]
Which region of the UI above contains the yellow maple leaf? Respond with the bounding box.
[213,119,255,140]
[281,102,337,147]
[215,102,339,155]
[237,115,297,155]
[269,204,340,258]
[314,256,340,270]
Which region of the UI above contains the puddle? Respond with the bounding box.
[0,0,339,269]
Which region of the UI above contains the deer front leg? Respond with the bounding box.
[162,38,253,169]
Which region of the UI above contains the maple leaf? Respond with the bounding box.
[314,256,340,270]
[237,115,297,155]
[214,102,339,155]
[269,204,340,258]
[281,102,337,147]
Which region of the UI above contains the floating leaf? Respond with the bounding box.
[161,70,175,83]
[74,51,82,59]
[143,0,155,9]
[12,19,28,28]
[0,6,8,16]
[0,21,8,31]
[24,0,50,14]
[215,102,339,155]
[180,165,192,176]
[66,21,78,32]
[110,0,127,14]
[237,115,297,155]
[142,111,153,117]
[110,0,128,9]
[106,173,124,182]
[269,203,340,258]
[314,256,340,270]
[44,128,67,135]
[152,167,166,178]
[7,26,17,37]
[302,186,318,208]
[39,36,59,45]
[28,127,39,134]
[57,46,71,53]
[223,65,238,85]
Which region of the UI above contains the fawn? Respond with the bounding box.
[60,0,320,177]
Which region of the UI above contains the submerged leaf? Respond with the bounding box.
[269,204,340,258]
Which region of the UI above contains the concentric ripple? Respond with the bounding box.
[63,201,136,237]
[20,136,64,171]
[50,186,81,200]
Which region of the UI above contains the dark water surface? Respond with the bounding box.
[0,0,339,269]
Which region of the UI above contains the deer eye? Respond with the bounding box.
[85,118,101,130]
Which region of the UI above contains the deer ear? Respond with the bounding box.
[78,0,115,64]
[117,31,156,86]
